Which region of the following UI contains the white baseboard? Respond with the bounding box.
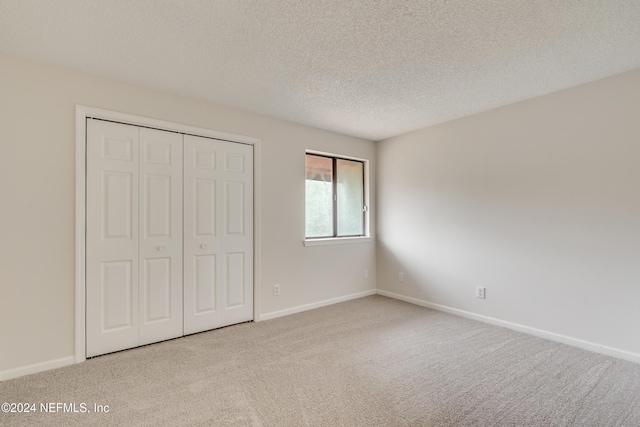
[2,290,377,381]
[0,356,76,382]
[5,289,635,381]
[259,289,377,321]
[377,290,640,365]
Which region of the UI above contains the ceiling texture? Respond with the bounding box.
[1,0,640,141]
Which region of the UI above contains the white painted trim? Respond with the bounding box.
[77,106,259,145]
[377,290,640,365]
[259,289,377,321]
[75,106,87,364]
[75,105,261,363]
[303,236,372,246]
[0,356,75,382]
[252,140,262,323]
[305,149,364,163]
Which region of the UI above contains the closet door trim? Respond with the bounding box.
[75,105,261,363]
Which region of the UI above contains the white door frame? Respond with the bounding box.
[75,105,261,363]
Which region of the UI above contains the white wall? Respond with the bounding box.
[377,68,640,358]
[0,53,376,376]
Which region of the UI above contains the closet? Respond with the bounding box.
[85,119,253,357]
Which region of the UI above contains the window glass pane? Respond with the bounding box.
[336,159,364,236]
[305,155,333,237]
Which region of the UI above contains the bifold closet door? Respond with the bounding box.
[86,120,139,357]
[86,119,183,357]
[183,135,254,335]
[137,127,183,346]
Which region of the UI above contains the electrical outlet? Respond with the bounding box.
[399,272,405,282]
[274,284,281,296]
[476,286,486,299]
[364,270,369,279]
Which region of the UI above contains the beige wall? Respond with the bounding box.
[0,53,376,375]
[377,68,640,356]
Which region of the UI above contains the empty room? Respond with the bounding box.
[1,1,639,426]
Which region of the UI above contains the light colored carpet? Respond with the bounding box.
[1,295,639,426]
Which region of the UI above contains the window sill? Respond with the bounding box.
[303,236,372,247]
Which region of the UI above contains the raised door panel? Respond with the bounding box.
[138,128,183,345]
[194,255,216,313]
[194,179,216,237]
[144,174,171,238]
[143,257,171,321]
[86,119,139,357]
[101,260,134,330]
[225,181,245,235]
[103,171,134,239]
[225,253,245,308]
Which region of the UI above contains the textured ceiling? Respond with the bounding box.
[1,1,640,141]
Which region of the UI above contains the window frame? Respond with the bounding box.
[304,150,371,246]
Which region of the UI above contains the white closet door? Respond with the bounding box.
[86,119,140,357]
[138,128,183,345]
[87,121,184,356]
[183,135,254,335]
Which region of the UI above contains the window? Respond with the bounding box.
[305,152,367,239]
